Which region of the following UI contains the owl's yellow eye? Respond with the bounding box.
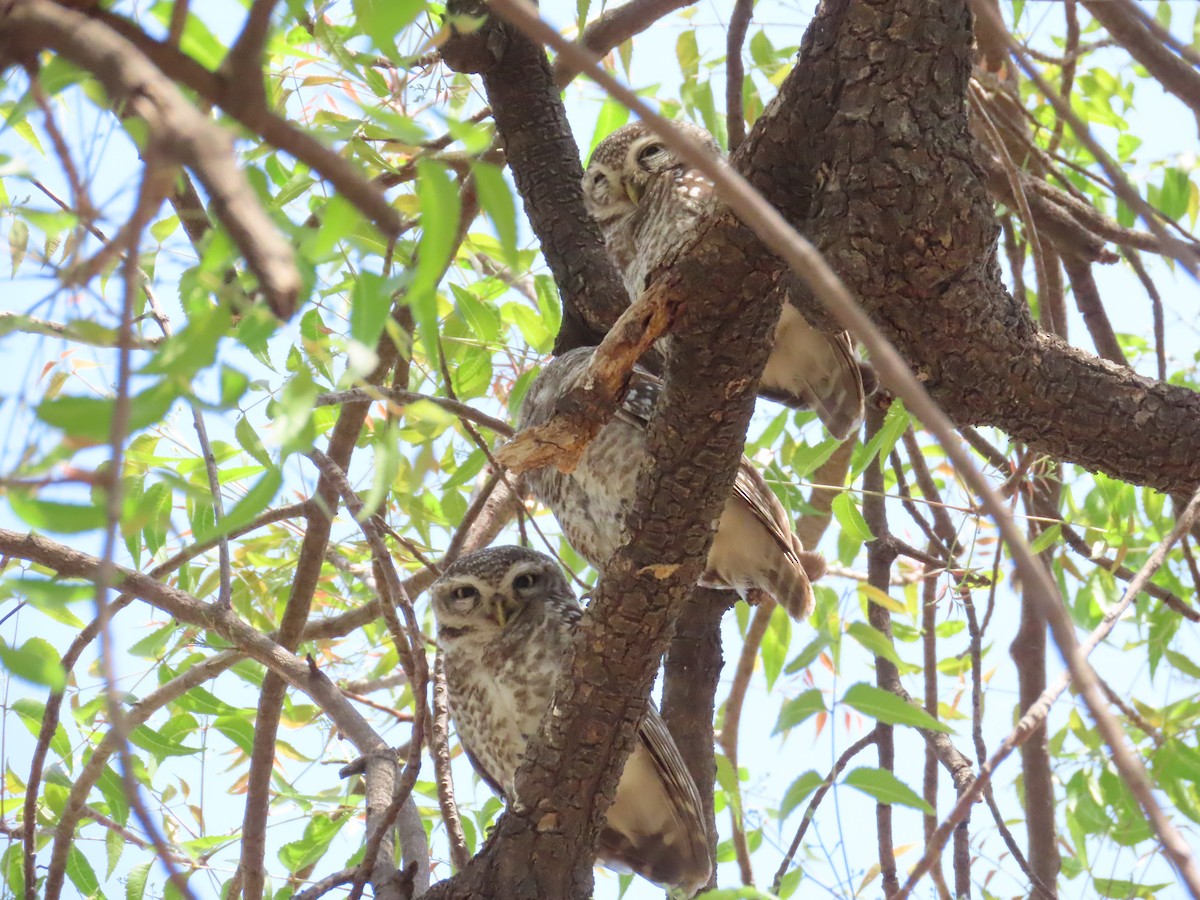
[451,585,478,602]
[512,572,538,591]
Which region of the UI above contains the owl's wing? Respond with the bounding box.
[759,303,867,440]
[597,704,713,896]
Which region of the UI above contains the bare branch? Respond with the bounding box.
[0,0,301,318]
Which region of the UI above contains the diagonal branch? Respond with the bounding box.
[0,0,300,319]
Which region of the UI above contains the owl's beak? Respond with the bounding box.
[489,595,520,628]
[624,178,644,205]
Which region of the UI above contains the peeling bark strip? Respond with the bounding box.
[730,0,1200,494]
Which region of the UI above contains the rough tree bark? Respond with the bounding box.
[735,0,1200,494]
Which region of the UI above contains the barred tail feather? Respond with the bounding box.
[763,555,816,622]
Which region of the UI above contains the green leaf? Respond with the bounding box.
[841,683,950,733]
[773,689,825,735]
[843,766,933,814]
[779,770,824,819]
[0,637,66,690]
[1094,879,1172,899]
[236,415,273,468]
[6,577,88,627]
[409,159,460,361]
[214,714,258,755]
[106,825,124,878]
[1166,649,1200,680]
[198,468,282,542]
[350,270,395,349]
[1029,523,1062,555]
[141,301,231,378]
[274,369,319,455]
[853,399,908,477]
[278,812,349,871]
[126,861,151,900]
[846,622,906,670]
[128,723,203,761]
[783,635,828,674]
[9,218,27,275]
[13,698,71,763]
[473,161,519,269]
[36,381,178,443]
[96,763,129,825]
[65,845,100,898]
[128,624,177,660]
[831,492,873,542]
[352,0,423,59]
[589,98,632,156]
[9,492,107,534]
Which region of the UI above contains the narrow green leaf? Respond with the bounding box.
[831,492,873,542]
[1029,523,1062,555]
[0,637,66,690]
[37,381,177,443]
[125,861,151,900]
[65,846,100,896]
[106,826,124,878]
[783,635,828,674]
[779,770,824,819]
[589,98,632,155]
[409,159,460,360]
[8,218,28,275]
[9,493,107,534]
[773,689,826,735]
[841,682,950,733]
[352,0,423,59]
[846,622,905,668]
[350,270,394,348]
[844,766,933,814]
[199,468,282,542]
[473,161,519,268]
[14,698,71,762]
[128,724,202,761]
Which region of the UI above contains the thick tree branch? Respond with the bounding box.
[736,0,1200,495]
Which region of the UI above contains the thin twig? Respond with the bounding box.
[896,485,1200,898]
[432,652,471,871]
[725,0,753,150]
[771,729,878,894]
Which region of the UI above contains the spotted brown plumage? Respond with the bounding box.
[582,120,870,439]
[430,546,713,896]
[518,347,826,622]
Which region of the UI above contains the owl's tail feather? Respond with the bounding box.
[600,713,713,897]
[762,554,816,622]
[759,304,869,440]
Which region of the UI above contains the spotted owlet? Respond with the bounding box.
[431,545,713,895]
[518,347,826,621]
[582,120,869,439]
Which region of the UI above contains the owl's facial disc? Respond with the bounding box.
[582,163,633,221]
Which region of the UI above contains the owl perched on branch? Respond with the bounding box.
[583,120,870,440]
[518,347,826,621]
[431,545,713,895]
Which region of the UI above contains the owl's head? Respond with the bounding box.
[430,546,572,635]
[582,121,719,225]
